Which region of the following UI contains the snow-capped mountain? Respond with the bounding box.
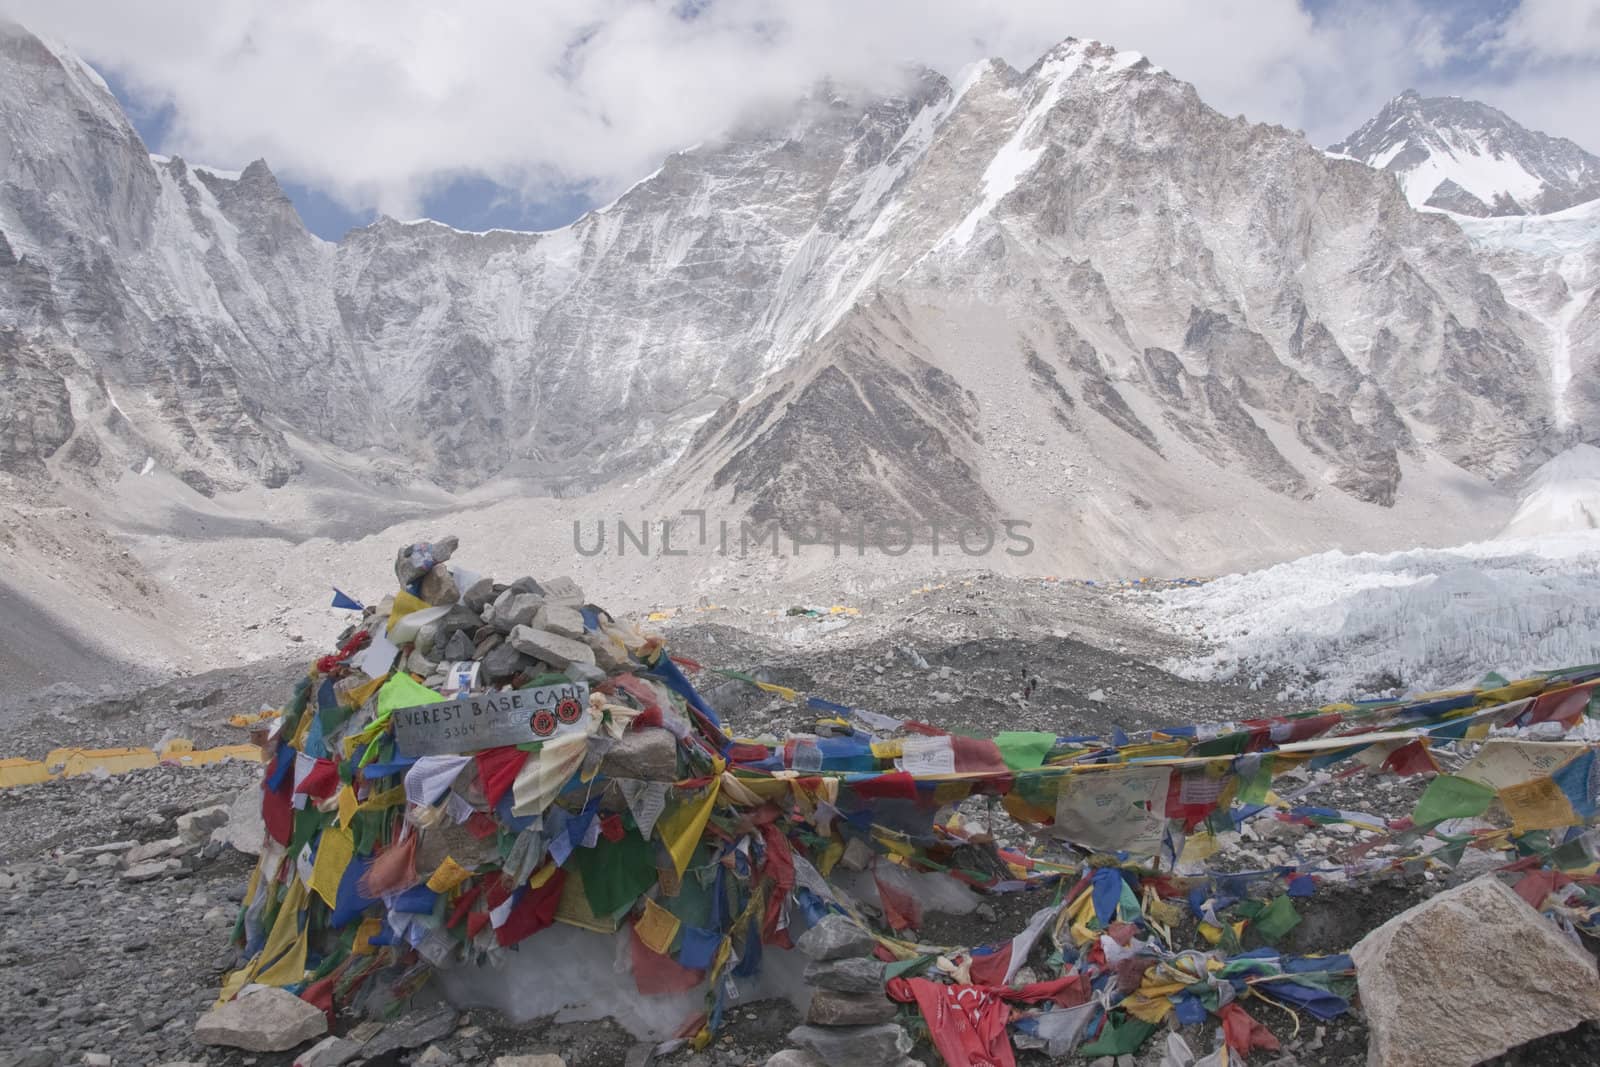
[1331,90,1600,217]
[1,18,1592,575]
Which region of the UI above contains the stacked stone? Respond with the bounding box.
[390,537,630,687]
[778,914,921,1067]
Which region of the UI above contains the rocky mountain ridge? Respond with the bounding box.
[1331,89,1600,217]
[0,19,1594,560]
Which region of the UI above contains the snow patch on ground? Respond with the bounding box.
[1153,532,1600,702]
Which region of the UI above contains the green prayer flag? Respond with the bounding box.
[1236,756,1276,805]
[995,731,1056,772]
[1193,730,1252,758]
[885,954,935,980]
[1412,774,1495,826]
[1080,1014,1156,1056]
[1253,894,1301,942]
[573,830,658,916]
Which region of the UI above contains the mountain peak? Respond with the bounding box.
[1332,91,1600,216]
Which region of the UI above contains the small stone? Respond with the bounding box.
[508,626,596,669]
[806,989,896,1026]
[532,602,587,639]
[203,905,233,929]
[492,1056,567,1067]
[94,853,118,868]
[974,902,998,923]
[194,986,327,1052]
[81,1055,112,1066]
[803,958,887,994]
[539,576,584,603]
[624,1041,655,1067]
[442,630,475,662]
[293,1035,361,1067]
[61,869,80,885]
[121,859,183,883]
[414,1045,453,1066]
[482,642,536,683]
[490,590,544,633]
[463,577,497,612]
[796,915,876,961]
[420,564,460,606]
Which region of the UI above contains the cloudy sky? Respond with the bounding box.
[6,0,1598,238]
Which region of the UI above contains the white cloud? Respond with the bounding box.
[2,0,1596,219]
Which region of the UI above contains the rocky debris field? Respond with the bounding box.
[5,576,1600,1066]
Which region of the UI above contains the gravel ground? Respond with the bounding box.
[3,578,1598,1066]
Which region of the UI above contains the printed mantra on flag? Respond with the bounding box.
[391,682,590,757]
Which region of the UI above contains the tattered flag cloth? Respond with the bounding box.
[217,549,1600,1062]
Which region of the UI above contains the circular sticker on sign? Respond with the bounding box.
[556,697,583,725]
[531,709,557,737]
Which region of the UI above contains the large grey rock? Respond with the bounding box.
[214,783,265,856]
[194,986,327,1052]
[362,1005,458,1057]
[787,1023,911,1067]
[598,728,678,781]
[293,1035,362,1067]
[490,590,544,633]
[806,988,896,1026]
[176,805,229,845]
[1351,874,1600,1067]
[803,957,887,993]
[121,858,183,883]
[508,626,596,669]
[533,603,587,639]
[796,914,877,961]
[123,837,184,866]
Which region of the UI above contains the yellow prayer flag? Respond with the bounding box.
[426,856,472,894]
[636,897,681,955]
[309,826,355,908]
[350,916,385,955]
[337,785,359,829]
[754,680,799,701]
[1499,775,1578,832]
[387,590,429,633]
[658,779,720,877]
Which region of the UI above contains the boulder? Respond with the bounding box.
[787,1023,912,1067]
[509,626,596,669]
[803,957,887,993]
[490,590,544,633]
[194,986,327,1051]
[533,603,588,640]
[806,989,897,1026]
[796,914,876,961]
[598,728,679,782]
[1351,874,1600,1067]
